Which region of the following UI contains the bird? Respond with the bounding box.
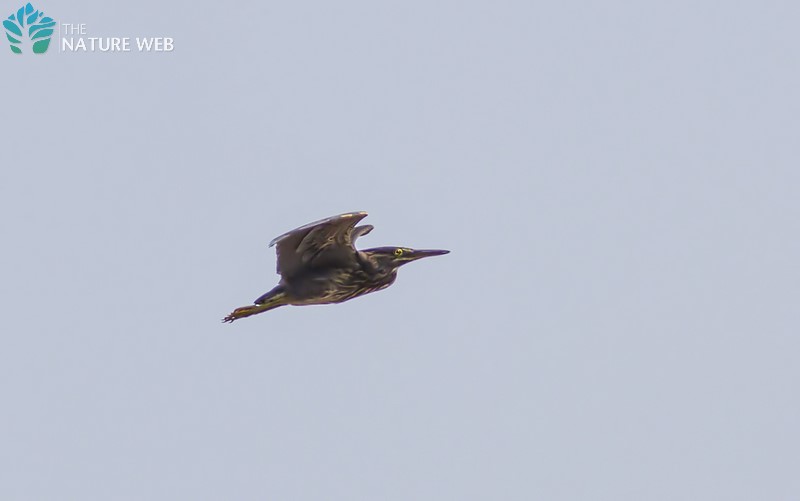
[223,212,449,322]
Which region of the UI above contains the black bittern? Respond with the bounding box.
[223,212,449,322]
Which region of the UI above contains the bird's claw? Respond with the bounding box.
[222,305,259,323]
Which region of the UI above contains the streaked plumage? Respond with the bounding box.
[223,212,449,322]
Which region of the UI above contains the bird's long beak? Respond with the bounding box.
[408,249,450,260]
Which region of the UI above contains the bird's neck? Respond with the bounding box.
[357,251,394,279]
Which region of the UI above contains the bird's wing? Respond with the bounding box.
[269,211,370,278]
[352,224,374,242]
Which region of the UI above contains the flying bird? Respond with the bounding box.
[223,212,449,322]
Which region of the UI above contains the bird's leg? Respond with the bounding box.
[222,304,273,322]
[222,288,287,323]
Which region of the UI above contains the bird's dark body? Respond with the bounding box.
[258,264,397,306]
[223,212,448,322]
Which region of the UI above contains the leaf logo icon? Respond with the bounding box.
[4,3,55,54]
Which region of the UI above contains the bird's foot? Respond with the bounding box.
[222,306,253,324]
[222,305,262,323]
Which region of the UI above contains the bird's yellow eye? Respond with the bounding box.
[394,248,404,257]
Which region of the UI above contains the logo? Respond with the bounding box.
[2,4,175,57]
[4,3,54,54]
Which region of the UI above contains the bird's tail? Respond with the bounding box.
[222,287,287,323]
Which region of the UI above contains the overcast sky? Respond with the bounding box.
[2,1,799,499]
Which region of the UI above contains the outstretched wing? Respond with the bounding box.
[269,211,370,279]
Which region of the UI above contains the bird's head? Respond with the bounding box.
[363,246,450,272]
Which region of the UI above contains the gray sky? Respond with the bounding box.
[2,0,799,499]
